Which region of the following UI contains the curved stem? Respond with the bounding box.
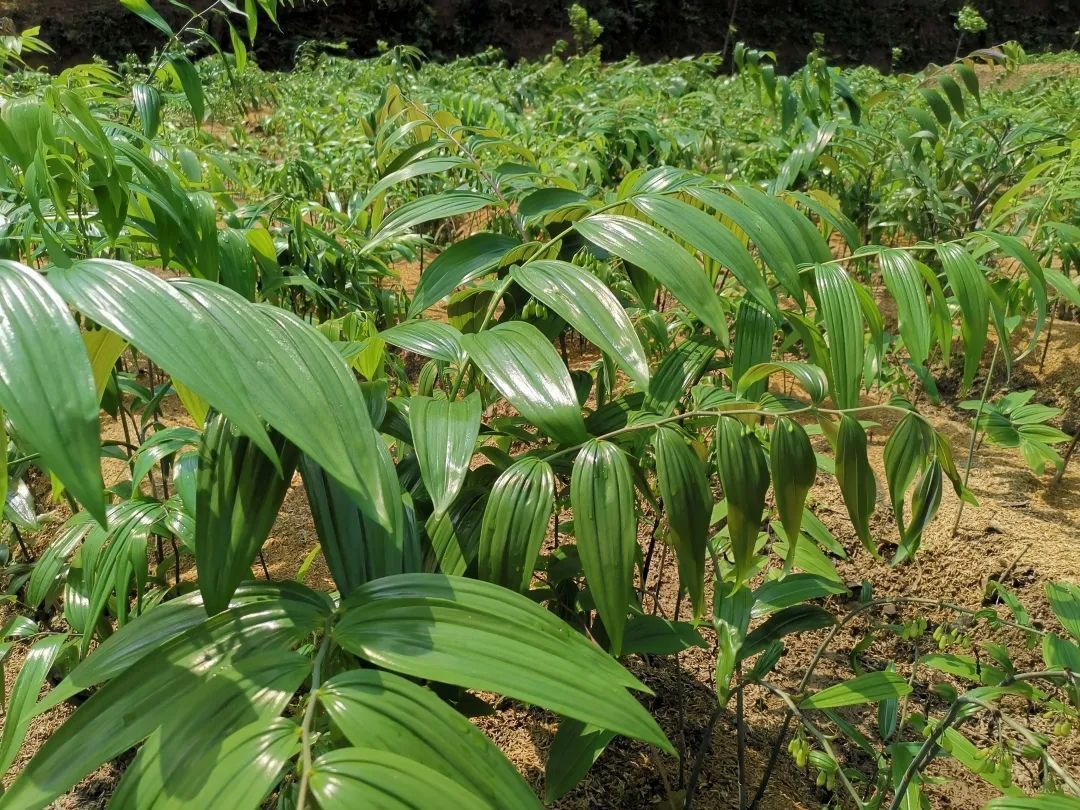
[758,680,865,809]
[296,627,332,810]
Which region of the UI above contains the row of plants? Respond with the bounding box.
[0,2,1076,807]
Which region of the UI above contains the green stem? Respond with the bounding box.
[296,627,332,810]
[950,341,1000,538]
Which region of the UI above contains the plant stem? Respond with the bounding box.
[950,342,1000,538]
[296,627,332,810]
[887,700,963,810]
[758,680,865,809]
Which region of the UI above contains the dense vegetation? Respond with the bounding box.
[0,1,1078,808]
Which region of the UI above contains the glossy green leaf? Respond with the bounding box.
[512,259,650,387]
[197,413,300,615]
[835,415,878,556]
[800,670,912,709]
[299,454,411,596]
[879,249,931,368]
[320,670,540,808]
[167,54,206,122]
[653,427,711,616]
[633,194,777,318]
[1,585,328,809]
[107,656,306,810]
[716,416,769,587]
[731,299,775,399]
[424,483,485,576]
[308,748,491,809]
[368,192,495,254]
[0,261,105,523]
[571,440,638,654]
[737,361,828,404]
[381,320,465,365]
[335,574,671,751]
[938,243,989,396]
[410,393,481,518]
[575,215,728,338]
[408,233,518,318]
[770,417,816,554]
[686,186,802,303]
[120,0,173,35]
[815,264,864,409]
[476,456,554,592]
[462,321,586,443]
[644,335,718,416]
[882,412,933,536]
[50,261,398,532]
[0,634,66,774]
[751,574,846,618]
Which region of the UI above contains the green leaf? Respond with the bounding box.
[122,717,299,810]
[737,361,828,404]
[644,335,718,416]
[0,634,66,774]
[800,670,912,709]
[770,417,815,554]
[622,613,706,655]
[166,54,206,122]
[739,604,835,660]
[1045,266,1080,310]
[751,574,846,618]
[835,415,878,557]
[986,798,1080,810]
[731,299,775,399]
[879,249,931,368]
[633,194,777,318]
[424,484,485,577]
[308,748,492,809]
[653,427,711,616]
[0,261,105,523]
[120,0,173,35]
[299,454,410,596]
[130,426,200,491]
[883,412,933,536]
[26,512,96,608]
[815,264,864,409]
[461,321,586,444]
[1046,582,1080,642]
[938,243,989,396]
[408,233,518,318]
[335,574,671,751]
[320,670,540,808]
[50,261,399,533]
[545,720,616,803]
[511,260,650,387]
[575,215,728,339]
[1042,633,1080,673]
[82,326,128,399]
[2,585,328,809]
[686,187,802,303]
[476,456,554,592]
[368,192,495,254]
[410,393,481,518]
[197,413,300,615]
[571,440,638,654]
[381,320,465,365]
[107,656,306,810]
[360,156,471,211]
[716,416,769,587]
